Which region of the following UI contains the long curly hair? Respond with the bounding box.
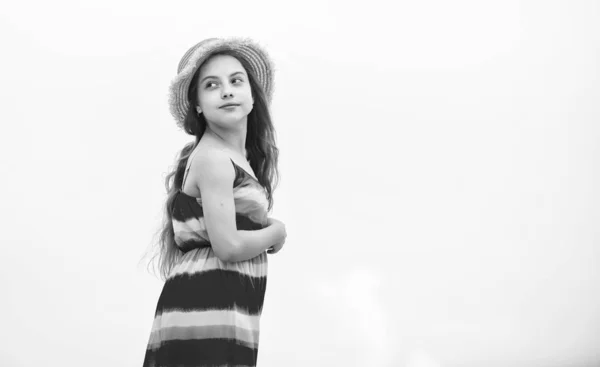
[146,51,279,280]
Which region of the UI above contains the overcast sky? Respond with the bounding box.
[1,1,599,366]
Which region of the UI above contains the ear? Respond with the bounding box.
[195,106,202,114]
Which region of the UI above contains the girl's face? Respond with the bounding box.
[195,54,254,128]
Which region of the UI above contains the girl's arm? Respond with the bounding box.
[231,226,284,262]
[193,149,282,262]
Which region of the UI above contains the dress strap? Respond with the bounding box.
[181,148,200,190]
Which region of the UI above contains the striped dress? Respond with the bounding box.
[143,158,269,367]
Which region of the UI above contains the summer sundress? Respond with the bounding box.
[143,155,269,367]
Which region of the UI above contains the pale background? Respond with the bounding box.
[1,1,598,366]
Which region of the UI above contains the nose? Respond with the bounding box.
[222,84,234,99]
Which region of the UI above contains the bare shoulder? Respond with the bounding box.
[188,141,235,192]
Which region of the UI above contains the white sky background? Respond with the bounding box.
[0,1,598,366]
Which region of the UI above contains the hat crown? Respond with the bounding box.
[177,38,221,74]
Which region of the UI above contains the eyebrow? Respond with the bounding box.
[200,71,246,84]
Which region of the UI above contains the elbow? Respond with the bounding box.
[213,239,241,263]
[213,246,234,262]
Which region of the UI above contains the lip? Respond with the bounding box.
[220,103,240,108]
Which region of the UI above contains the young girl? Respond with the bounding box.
[143,37,287,367]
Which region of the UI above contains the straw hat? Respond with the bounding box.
[168,37,275,128]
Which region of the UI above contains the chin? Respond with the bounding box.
[211,114,248,127]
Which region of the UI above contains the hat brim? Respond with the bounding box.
[168,37,274,129]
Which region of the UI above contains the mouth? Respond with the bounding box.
[220,104,240,109]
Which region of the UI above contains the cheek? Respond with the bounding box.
[239,87,254,112]
[244,87,254,105]
[242,102,254,116]
[197,91,215,109]
[196,91,206,110]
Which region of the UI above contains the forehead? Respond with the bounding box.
[198,54,246,77]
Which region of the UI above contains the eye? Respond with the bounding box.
[205,81,218,89]
[232,77,244,84]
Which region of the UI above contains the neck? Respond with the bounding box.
[206,118,248,159]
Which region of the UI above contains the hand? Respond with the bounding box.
[266,217,287,254]
[267,241,285,254]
